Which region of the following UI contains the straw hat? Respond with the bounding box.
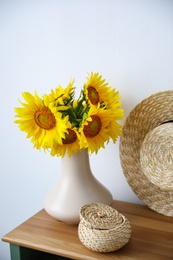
[119,90,173,216]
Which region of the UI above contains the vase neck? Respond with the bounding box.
[61,149,92,177]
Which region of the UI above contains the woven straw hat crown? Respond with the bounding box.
[140,122,173,191]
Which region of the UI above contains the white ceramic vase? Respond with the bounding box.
[44,149,113,224]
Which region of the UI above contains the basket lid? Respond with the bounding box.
[79,203,124,230]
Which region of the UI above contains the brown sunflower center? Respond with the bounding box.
[34,107,56,130]
[88,86,99,105]
[84,115,102,137]
[62,129,77,144]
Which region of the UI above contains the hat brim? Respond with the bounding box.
[119,90,173,216]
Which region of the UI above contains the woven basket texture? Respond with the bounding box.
[120,90,173,216]
[78,203,131,253]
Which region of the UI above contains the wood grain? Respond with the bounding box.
[2,200,173,260]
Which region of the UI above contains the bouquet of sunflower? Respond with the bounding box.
[14,72,124,157]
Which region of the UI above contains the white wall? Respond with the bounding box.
[1,0,173,259]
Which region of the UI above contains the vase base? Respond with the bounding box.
[44,188,113,225]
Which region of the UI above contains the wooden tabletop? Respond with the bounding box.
[2,200,173,260]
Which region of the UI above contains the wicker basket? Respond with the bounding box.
[78,203,131,253]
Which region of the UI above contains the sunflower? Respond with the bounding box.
[84,72,109,106]
[103,87,124,120]
[14,73,124,157]
[79,106,113,154]
[106,120,122,143]
[43,79,75,109]
[14,91,70,151]
[84,72,124,117]
[63,78,75,102]
[50,127,81,157]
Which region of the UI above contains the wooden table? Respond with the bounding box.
[2,200,173,260]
